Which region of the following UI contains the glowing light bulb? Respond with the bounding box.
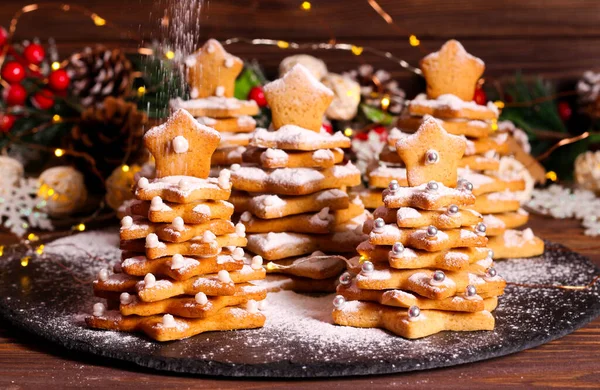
[165,50,175,60]
[351,45,363,56]
[409,35,420,47]
[277,40,290,49]
[301,1,311,11]
[121,165,130,173]
[546,171,557,182]
[343,128,353,137]
[51,62,60,71]
[54,149,65,157]
[92,14,106,26]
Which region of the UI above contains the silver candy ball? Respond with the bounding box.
[433,270,446,282]
[458,179,473,192]
[486,267,497,278]
[333,295,346,309]
[408,305,421,318]
[426,225,438,237]
[339,272,352,285]
[465,284,477,297]
[448,204,459,215]
[374,218,385,229]
[426,150,439,164]
[388,180,399,192]
[361,261,374,274]
[426,181,439,191]
[392,242,405,255]
[488,249,494,259]
[476,222,487,234]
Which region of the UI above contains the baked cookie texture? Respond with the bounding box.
[87,108,267,341]
[170,39,259,170]
[229,64,367,293]
[333,119,507,339]
[354,39,542,259]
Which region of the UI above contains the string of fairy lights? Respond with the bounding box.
[1,1,600,287]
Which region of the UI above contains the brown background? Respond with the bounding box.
[2,0,600,95]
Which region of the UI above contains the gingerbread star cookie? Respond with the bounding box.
[144,109,220,178]
[264,64,334,132]
[395,116,466,187]
[420,39,485,101]
[186,39,243,99]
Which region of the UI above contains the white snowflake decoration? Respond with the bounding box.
[0,177,53,237]
[527,185,600,236]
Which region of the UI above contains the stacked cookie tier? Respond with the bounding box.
[395,98,543,259]
[333,181,506,339]
[86,109,266,341]
[229,124,367,292]
[168,38,260,168]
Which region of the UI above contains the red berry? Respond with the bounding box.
[558,101,572,122]
[31,89,54,110]
[322,122,333,134]
[248,86,267,107]
[23,43,45,65]
[0,114,16,132]
[1,61,26,84]
[355,132,369,141]
[0,27,7,47]
[48,69,70,91]
[3,83,27,106]
[474,87,487,105]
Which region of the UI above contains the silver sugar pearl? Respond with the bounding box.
[425,150,439,164]
[333,295,346,309]
[426,181,439,191]
[339,272,352,285]
[426,225,438,237]
[458,179,473,192]
[465,284,477,297]
[408,305,421,318]
[388,180,399,192]
[433,270,446,282]
[488,249,494,259]
[448,204,459,215]
[361,261,374,274]
[374,218,385,229]
[476,222,487,234]
[486,267,497,278]
[392,242,405,255]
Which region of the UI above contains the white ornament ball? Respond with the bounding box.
[279,54,328,80]
[106,164,143,211]
[574,151,600,193]
[38,166,87,217]
[321,73,361,121]
[0,156,24,191]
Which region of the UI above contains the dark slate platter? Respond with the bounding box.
[0,230,599,378]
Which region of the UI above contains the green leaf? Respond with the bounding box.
[360,104,396,125]
[234,67,263,101]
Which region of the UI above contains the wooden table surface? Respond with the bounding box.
[0,214,599,389]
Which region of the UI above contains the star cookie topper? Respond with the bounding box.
[186,39,243,99]
[395,116,466,187]
[144,109,220,178]
[264,64,334,132]
[420,39,485,101]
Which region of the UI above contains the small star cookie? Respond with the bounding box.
[420,39,485,101]
[396,116,466,187]
[186,39,243,99]
[144,109,220,178]
[264,64,334,132]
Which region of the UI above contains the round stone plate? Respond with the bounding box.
[0,230,599,378]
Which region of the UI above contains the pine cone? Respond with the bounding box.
[69,97,148,188]
[346,64,406,115]
[68,46,133,107]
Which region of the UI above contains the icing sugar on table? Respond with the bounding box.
[0,230,598,377]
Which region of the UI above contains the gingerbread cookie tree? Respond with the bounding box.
[229,64,367,292]
[389,40,543,259]
[87,109,267,341]
[171,39,259,170]
[332,117,506,338]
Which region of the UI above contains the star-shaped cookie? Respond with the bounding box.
[264,64,334,132]
[395,116,466,187]
[144,109,220,178]
[420,39,485,101]
[186,39,243,99]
